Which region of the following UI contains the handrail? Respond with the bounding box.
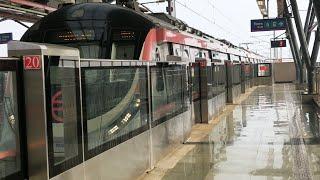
[9,0,56,12]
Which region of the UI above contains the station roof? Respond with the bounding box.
[0,0,56,23]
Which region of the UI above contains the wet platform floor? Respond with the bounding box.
[141,84,320,180]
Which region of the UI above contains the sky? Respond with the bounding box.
[0,0,311,60]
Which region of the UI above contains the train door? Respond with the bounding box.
[0,58,26,180]
[190,59,208,124]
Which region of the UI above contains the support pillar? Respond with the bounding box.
[289,0,312,69]
[285,3,303,84]
[290,0,317,93]
[287,30,301,83]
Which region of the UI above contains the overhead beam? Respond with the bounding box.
[9,0,56,12]
[0,11,40,23]
[304,0,313,35]
[0,3,47,16]
[309,22,318,32]
[13,19,29,28]
[305,1,315,44]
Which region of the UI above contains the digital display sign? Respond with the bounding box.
[271,40,286,48]
[251,18,287,32]
[113,30,136,41]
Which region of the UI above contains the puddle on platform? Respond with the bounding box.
[161,84,320,180]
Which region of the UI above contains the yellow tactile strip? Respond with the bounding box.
[137,86,259,180]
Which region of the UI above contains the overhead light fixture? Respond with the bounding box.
[256,0,268,17]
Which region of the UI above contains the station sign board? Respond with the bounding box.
[23,55,41,70]
[271,40,286,48]
[251,18,287,32]
[0,33,13,44]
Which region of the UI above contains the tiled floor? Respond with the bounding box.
[142,84,320,180]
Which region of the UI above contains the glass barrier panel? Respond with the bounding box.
[213,65,226,95]
[233,64,241,85]
[151,65,188,126]
[82,66,148,159]
[0,71,21,178]
[44,56,83,177]
[207,66,214,99]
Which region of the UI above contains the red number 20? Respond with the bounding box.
[24,56,41,70]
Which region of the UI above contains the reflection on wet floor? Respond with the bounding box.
[161,84,320,180]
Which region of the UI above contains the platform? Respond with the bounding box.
[140,84,320,180]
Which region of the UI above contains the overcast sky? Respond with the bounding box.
[0,0,311,60]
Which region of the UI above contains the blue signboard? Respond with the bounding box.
[0,33,13,44]
[251,18,287,32]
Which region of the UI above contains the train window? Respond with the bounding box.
[111,42,135,60]
[168,43,174,55]
[111,30,141,60]
[0,70,22,179]
[230,54,240,61]
[183,49,189,58]
[43,20,105,58]
[183,46,190,59]
[212,51,220,60]
[45,23,104,43]
[173,44,182,57]
[222,53,229,60]
[82,67,148,159]
[78,44,101,59]
[44,56,83,177]
[203,51,209,60]
[190,48,200,60]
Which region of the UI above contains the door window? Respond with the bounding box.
[0,60,23,179]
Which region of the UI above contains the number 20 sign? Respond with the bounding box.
[23,55,41,70]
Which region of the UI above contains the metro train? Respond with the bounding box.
[6,2,269,179]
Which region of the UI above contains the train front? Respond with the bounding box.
[21,3,156,163]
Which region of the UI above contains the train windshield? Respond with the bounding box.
[111,30,138,60]
[111,42,135,60]
[44,20,105,58]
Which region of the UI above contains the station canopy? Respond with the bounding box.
[0,0,57,23]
